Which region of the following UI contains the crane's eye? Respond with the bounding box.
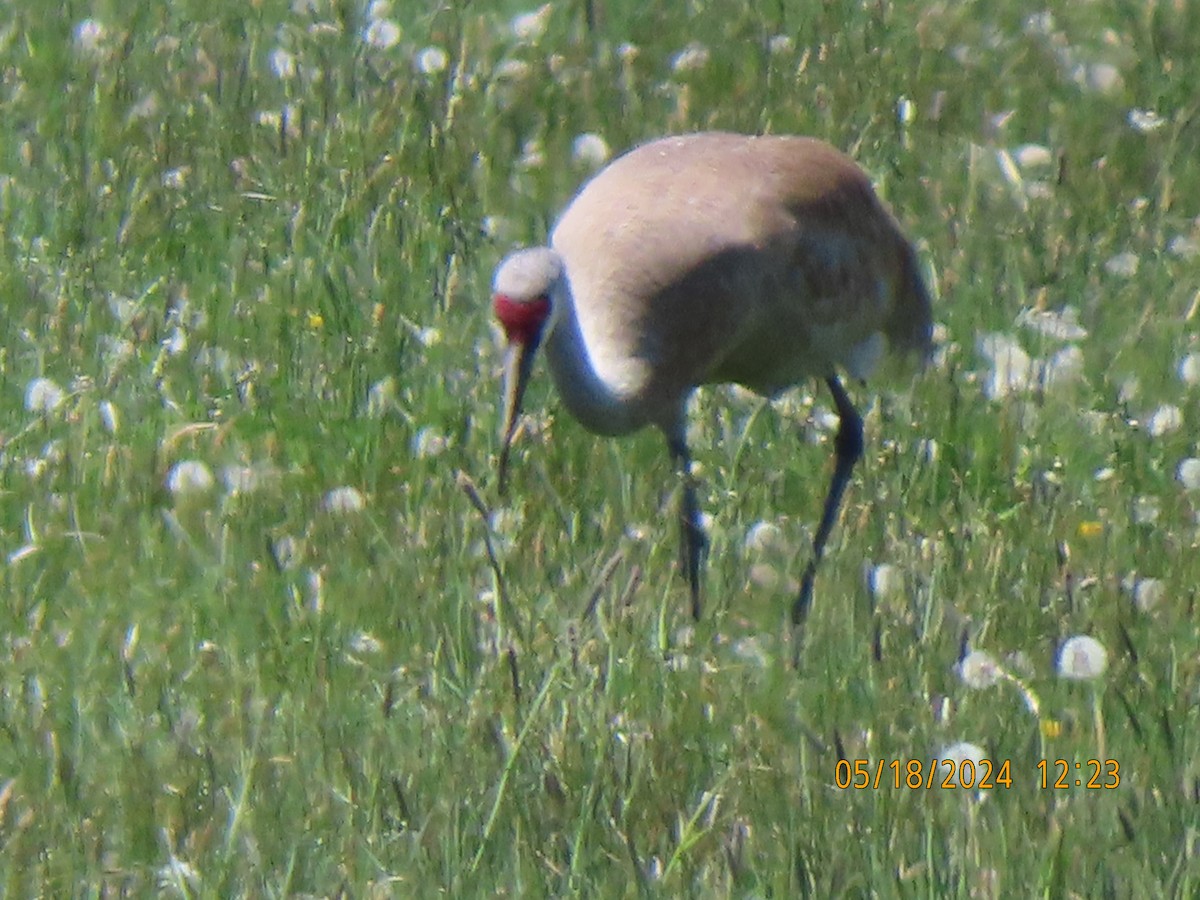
[493,294,551,345]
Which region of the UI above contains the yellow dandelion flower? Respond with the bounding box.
[1078,521,1103,538]
[1040,718,1062,739]
[307,312,324,330]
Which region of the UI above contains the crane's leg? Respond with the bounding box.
[792,376,863,656]
[668,434,707,620]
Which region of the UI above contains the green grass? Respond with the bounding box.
[1,0,1199,894]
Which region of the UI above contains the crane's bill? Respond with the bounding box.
[498,340,537,495]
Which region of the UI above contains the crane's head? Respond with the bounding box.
[492,247,562,494]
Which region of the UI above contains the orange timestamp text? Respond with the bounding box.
[834,758,1122,790]
[835,758,1013,790]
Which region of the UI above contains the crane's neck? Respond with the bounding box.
[541,281,646,437]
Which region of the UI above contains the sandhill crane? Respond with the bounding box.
[491,132,932,647]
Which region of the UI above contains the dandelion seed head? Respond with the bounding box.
[978,333,1032,399]
[1014,143,1054,169]
[73,18,108,57]
[1057,635,1108,679]
[941,741,988,767]
[1133,577,1164,613]
[99,400,119,434]
[744,520,784,554]
[270,47,298,79]
[571,132,610,169]
[747,562,781,589]
[363,18,401,50]
[221,464,274,495]
[958,650,1002,689]
[1179,352,1200,386]
[1017,306,1087,341]
[1129,108,1166,133]
[166,460,216,497]
[366,377,396,418]
[767,34,794,56]
[1168,234,1200,260]
[1118,376,1140,404]
[1147,403,1183,437]
[25,377,65,414]
[867,563,903,601]
[412,427,449,458]
[349,631,383,654]
[1043,346,1084,387]
[1177,458,1200,490]
[730,636,768,668]
[494,58,532,81]
[128,91,160,122]
[1085,63,1122,94]
[671,42,710,74]
[162,167,189,190]
[1133,495,1160,525]
[1104,250,1140,277]
[414,45,449,75]
[324,485,366,514]
[510,4,552,42]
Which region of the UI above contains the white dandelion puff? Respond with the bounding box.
[161,167,189,190]
[978,333,1032,399]
[25,377,65,414]
[363,18,401,50]
[349,631,383,654]
[1147,403,1183,437]
[1177,458,1200,490]
[1179,352,1200,386]
[220,464,274,495]
[99,400,119,434]
[1133,495,1160,525]
[269,48,297,79]
[1057,635,1108,680]
[1168,234,1200,260]
[1084,63,1122,94]
[412,427,450,458]
[1128,108,1166,133]
[414,45,448,76]
[73,18,108,58]
[1017,306,1087,341]
[366,376,397,417]
[744,520,785,554]
[572,132,611,169]
[767,34,794,56]
[867,563,903,601]
[166,460,216,497]
[942,740,988,767]
[671,42,710,73]
[1014,143,1054,169]
[324,485,367,514]
[494,59,532,81]
[958,650,1002,689]
[1104,251,1140,277]
[510,4,552,42]
[1133,578,1165,613]
[1042,345,1083,386]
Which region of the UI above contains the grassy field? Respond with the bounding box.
[1,0,1199,894]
